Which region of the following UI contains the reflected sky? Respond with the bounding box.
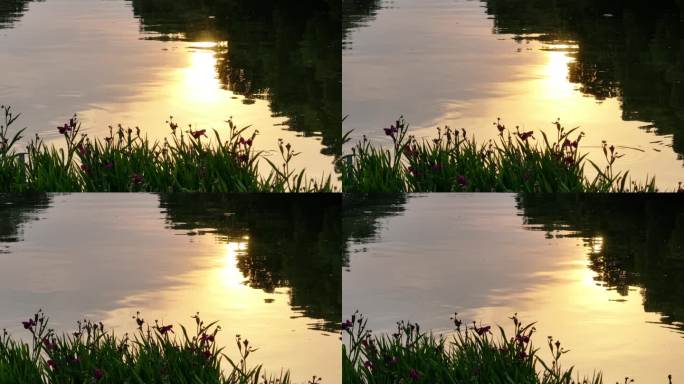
[0,194,340,382]
[343,194,684,383]
[0,0,335,182]
[343,0,684,189]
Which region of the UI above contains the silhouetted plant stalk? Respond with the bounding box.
[0,310,323,383]
[341,117,662,192]
[0,105,333,192]
[343,312,672,384]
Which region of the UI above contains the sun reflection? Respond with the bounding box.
[190,41,219,49]
[574,236,603,286]
[182,43,222,103]
[589,236,604,255]
[541,48,576,100]
[218,241,248,288]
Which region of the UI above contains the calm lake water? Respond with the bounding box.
[343,0,684,189]
[0,193,341,382]
[0,0,340,181]
[344,194,684,383]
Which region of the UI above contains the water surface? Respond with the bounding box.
[0,0,340,180]
[0,193,341,382]
[343,194,684,382]
[343,0,684,189]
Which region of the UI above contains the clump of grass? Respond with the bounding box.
[0,105,333,192]
[343,312,671,384]
[341,117,660,192]
[0,310,311,383]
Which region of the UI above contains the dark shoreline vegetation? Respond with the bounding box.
[0,311,322,384]
[341,117,681,192]
[0,106,335,192]
[342,312,674,384]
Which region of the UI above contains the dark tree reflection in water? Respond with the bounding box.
[0,0,39,29]
[342,193,408,268]
[483,0,684,158]
[159,194,342,332]
[342,0,385,47]
[127,0,342,157]
[344,194,684,333]
[518,194,684,333]
[0,194,52,251]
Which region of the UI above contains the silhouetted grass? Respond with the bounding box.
[342,312,673,384]
[341,117,664,192]
[0,310,322,383]
[0,106,333,192]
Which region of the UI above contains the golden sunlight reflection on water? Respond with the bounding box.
[469,244,681,383]
[414,42,680,186]
[541,48,577,100]
[182,44,223,104]
[71,40,330,182]
[103,237,338,382]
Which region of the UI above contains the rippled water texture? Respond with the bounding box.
[343,0,684,189]
[344,194,684,383]
[0,193,341,382]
